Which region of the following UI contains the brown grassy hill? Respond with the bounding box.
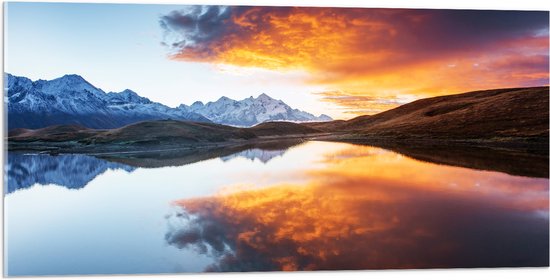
[248,121,322,136]
[7,120,323,149]
[8,124,97,142]
[338,86,549,141]
[6,120,253,145]
[302,120,346,132]
[9,120,326,140]
[86,120,257,145]
[7,128,31,137]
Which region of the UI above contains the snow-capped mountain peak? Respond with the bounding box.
[217,96,234,102]
[35,74,102,96]
[182,93,332,127]
[6,73,211,129]
[106,89,151,104]
[6,73,332,129]
[191,101,204,107]
[6,74,33,99]
[257,93,273,101]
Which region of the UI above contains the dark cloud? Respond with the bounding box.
[382,9,549,54]
[160,6,232,55]
[430,9,549,43]
[160,6,548,61]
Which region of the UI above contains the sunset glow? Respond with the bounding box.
[161,7,549,118]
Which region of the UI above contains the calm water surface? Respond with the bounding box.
[4,141,549,275]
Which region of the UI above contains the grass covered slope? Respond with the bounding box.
[7,124,98,142]
[248,121,322,136]
[338,86,549,141]
[7,119,325,152]
[86,120,256,145]
[7,120,256,146]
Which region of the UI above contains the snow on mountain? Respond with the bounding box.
[6,73,210,129]
[6,73,333,129]
[180,93,333,127]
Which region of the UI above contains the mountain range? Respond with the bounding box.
[5,73,331,129]
[179,94,331,127]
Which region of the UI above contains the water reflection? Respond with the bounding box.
[4,141,317,276]
[5,140,302,194]
[355,140,549,178]
[220,148,287,163]
[6,153,135,193]
[168,145,549,271]
[97,139,303,168]
[4,141,549,275]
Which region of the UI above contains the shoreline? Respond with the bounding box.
[8,132,548,156]
[6,134,320,156]
[7,133,548,178]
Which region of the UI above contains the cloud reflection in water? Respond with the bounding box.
[167,145,549,271]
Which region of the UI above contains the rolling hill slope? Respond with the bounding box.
[327,86,549,141]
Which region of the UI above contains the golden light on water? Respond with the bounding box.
[170,145,549,271]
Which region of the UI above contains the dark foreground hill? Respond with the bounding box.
[7,119,324,153]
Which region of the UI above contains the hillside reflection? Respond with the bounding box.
[167,145,549,271]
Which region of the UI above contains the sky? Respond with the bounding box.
[4,2,549,120]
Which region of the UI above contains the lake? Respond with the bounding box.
[4,141,549,276]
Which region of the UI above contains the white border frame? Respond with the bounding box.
[1,1,549,279]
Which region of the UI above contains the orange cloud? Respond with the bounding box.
[313,90,417,115]
[160,7,549,117]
